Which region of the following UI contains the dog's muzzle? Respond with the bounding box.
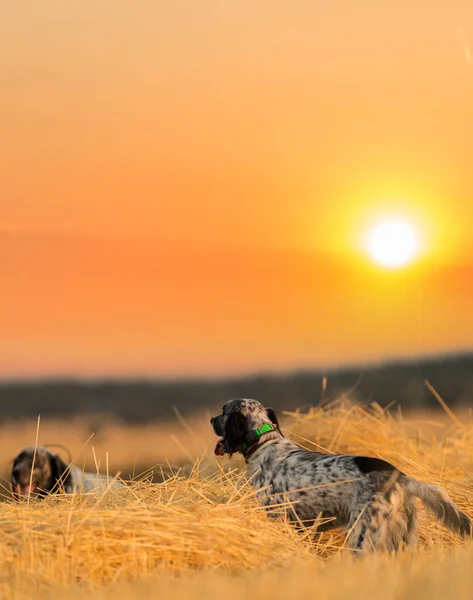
[11,472,37,496]
[210,416,224,436]
[210,416,226,456]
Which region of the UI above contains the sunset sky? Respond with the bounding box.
[1,0,473,378]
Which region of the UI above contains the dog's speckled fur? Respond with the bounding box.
[211,399,473,554]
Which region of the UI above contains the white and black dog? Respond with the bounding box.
[211,399,472,554]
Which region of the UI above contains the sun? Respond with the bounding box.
[365,218,421,268]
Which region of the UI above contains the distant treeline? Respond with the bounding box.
[1,353,473,423]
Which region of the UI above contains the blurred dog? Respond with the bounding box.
[211,398,473,554]
[11,445,122,499]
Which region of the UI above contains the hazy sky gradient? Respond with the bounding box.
[1,0,472,377]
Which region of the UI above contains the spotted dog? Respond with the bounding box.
[211,399,472,554]
[11,446,123,499]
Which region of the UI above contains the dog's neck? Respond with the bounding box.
[242,425,284,462]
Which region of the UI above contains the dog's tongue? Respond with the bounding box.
[19,484,36,495]
[214,439,226,456]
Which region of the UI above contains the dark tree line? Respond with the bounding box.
[1,353,472,423]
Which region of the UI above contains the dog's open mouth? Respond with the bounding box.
[214,439,226,456]
[14,483,37,496]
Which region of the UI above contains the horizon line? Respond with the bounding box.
[1,349,472,386]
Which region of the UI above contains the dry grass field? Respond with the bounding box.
[1,396,473,599]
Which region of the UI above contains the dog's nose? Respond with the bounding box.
[210,417,215,425]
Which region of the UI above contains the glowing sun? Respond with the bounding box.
[365,218,421,268]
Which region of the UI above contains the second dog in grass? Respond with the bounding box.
[11,445,123,499]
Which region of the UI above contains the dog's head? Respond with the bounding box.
[11,446,71,499]
[210,398,281,457]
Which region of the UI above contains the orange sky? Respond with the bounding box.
[1,0,473,378]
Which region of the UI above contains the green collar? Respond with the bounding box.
[241,423,277,452]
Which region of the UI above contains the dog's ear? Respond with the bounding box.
[265,407,280,429]
[50,454,70,493]
[224,411,247,455]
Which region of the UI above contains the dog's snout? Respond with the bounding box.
[211,415,224,436]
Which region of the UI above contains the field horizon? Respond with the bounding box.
[1,351,473,425]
